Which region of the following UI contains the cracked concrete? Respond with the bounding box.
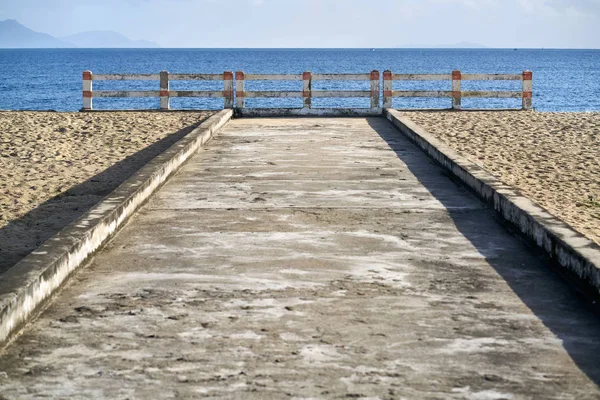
[1,117,599,399]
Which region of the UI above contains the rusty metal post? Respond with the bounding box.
[522,70,533,110]
[370,70,380,109]
[82,70,93,110]
[452,70,462,110]
[383,70,393,109]
[159,71,170,110]
[223,71,234,109]
[303,71,312,109]
[235,71,245,109]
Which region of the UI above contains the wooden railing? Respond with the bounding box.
[382,70,533,110]
[82,70,532,111]
[82,71,234,111]
[235,71,380,111]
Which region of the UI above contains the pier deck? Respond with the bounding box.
[1,117,599,399]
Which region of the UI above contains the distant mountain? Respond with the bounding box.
[60,31,159,48]
[0,19,159,48]
[0,19,72,48]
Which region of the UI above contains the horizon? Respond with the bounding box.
[0,0,599,49]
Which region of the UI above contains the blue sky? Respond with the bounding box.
[1,0,599,48]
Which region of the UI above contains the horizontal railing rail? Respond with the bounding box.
[82,70,532,111]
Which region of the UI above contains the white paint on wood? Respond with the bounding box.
[245,74,303,81]
[169,91,225,98]
[462,74,522,81]
[236,71,245,109]
[93,74,160,81]
[312,91,371,98]
[224,72,234,109]
[170,74,224,81]
[392,91,453,98]
[160,71,169,110]
[393,74,452,81]
[383,71,393,108]
[92,91,161,98]
[244,91,303,98]
[312,74,371,81]
[462,91,523,99]
[303,72,312,109]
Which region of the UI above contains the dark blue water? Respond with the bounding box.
[0,48,599,111]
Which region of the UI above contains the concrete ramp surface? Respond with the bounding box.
[1,118,599,399]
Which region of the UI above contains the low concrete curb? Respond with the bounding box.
[0,109,233,346]
[385,108,600,299]
[236,108,383,118]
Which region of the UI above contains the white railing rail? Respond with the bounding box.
[82,70,532,111]
[382,70,533,110]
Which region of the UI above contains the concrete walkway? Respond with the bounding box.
[1,118,600,399]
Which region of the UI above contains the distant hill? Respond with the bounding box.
[60,31,159,48]
[0,19,159,48]
[0,19,72,48]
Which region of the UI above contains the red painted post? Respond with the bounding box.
[223,71,234,109]
[370,70,380,109]
[82,70,93,110]
[452,70,462,110]
[383,70,393,109]
[303,71,312,109]
[522,70,533,110]
[235,71,245,109]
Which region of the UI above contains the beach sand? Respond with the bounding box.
[0,111,213,274]
[403,111,600,246]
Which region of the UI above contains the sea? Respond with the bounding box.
[0,48,599,112]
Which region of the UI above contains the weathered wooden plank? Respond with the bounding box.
[312,91,371,98]
[462,91,523,98]
[160,71,169,110]
[383,71,393,109]
[462,74,522,81]
[169,91,225,98]
[452,70,462,110]
[245,74,303,81]
[236,71,245,108]
[244,91,303,98]
[312,74,371,81]
[92,91,160,98]
[82,71,93,110]
[392,91,453,98]
[370,71,380,109]
[522,71,533,110]
[92,74,160,81]
[169,74,225,81]
[392,74,451,81]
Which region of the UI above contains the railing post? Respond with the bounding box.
[383,70,393,109]
[82,70,93,111]
[522,70,533,110]
[452,70,462,110]
[223,71,234,109]
[160,70,170,110]
[235,71,245,109]
[370,70,380,109]
[303,71,312,109]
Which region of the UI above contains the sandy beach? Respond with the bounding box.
[403,111,600,246]
[0,111,213,274]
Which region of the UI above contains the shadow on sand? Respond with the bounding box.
[0,119,206,276]
[366,117,600,387]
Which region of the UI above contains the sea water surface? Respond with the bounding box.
[0,48,599,111]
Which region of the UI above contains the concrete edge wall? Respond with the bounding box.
[235,108,383,118]
[0,109,234,347]
[384,108,600,299]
